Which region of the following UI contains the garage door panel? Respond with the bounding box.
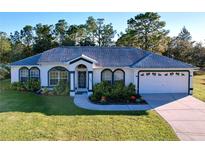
[139,71,189,94]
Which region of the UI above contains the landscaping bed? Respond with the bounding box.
[90,94,148,105]
[89,81,147,105]
[10,80,69,96]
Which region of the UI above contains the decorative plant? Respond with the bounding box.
[41,87,49,95]
[90,81,112,102]
[53,80,69,95]
[11,80,40,92]
[90,81,136,103]
[100,96,107,102]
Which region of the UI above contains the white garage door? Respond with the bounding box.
[139,71,189,94]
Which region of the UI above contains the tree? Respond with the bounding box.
[96,18,104,46]
[10,31,27,61]
[20,25,34,56]
[33,23,56,53]
[57,17,117,47]
[101,24,116,46]
[117,12,169,53]
[79,37,95,46]
[66,24,86,46]
[192,43,205,67]
[0,32,11,63]
[62,37,75,46]
[165,27,194,63]
[55,19,69,45]
[116,31,141,47]
[95,18,116,46]
[10,31,21,44]
[177,26,192,41]
[20,25,33,47]
[85,16,97,45]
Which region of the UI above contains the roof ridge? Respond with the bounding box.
[130,52,152,67]
[60,46,138,50]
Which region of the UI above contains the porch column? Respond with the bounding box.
[88,71,93,96]
[189,70,194,95]
[70,71,75,96]
[135,70,139,94]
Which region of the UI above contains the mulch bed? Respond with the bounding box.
[90,96,148,105]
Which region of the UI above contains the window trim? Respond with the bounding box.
[101,69,113,84]
[29,67,40,80]
[113,69,125,84]
[19,67,29,82]
[48,66,69,87]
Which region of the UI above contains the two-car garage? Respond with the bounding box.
[138,70,190,94]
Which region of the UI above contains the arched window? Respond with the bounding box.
[19,67,29,82]
[30,67,40,80]
[48,66,68,86]
[113,69,125,83]
[77,64,86,69]
[101,69,112,83]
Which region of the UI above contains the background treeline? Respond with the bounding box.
[0,12,205,67]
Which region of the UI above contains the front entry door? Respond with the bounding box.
[78,71,86,88]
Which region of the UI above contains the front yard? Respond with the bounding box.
[0,79,178,140]
[193,73,205,102]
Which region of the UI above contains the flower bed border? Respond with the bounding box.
[89,94,148,105]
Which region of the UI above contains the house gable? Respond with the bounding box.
[68,54,97,65]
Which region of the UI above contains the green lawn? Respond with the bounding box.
[193,74,205,102]
[0,79,178,140]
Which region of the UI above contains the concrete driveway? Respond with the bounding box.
[142,93,205,141]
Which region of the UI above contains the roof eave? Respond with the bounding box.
[67,54,98,64]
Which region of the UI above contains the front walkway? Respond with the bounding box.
[142,93,205,141]
[74,94,151,111]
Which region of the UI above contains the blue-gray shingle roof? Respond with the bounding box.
[131,53,193,68]
[10,53,42,66]
[10,46,194,68]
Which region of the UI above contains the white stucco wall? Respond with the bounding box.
[11,64,194,95]
[11,66,20,83]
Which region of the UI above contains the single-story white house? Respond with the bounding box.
[10,46,195,96]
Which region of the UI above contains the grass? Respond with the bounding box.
[0,79,178,140]
[193,73,205,102]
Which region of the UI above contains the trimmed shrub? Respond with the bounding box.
[11,80,40,92]
[90,81,112,102]
[53,80,69,96]
[126,83,136,97]
[11,82,25,91]
[110,81,127,101]
[11,80,70,96]
[90,81,136,103]
[27,80,41,92]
